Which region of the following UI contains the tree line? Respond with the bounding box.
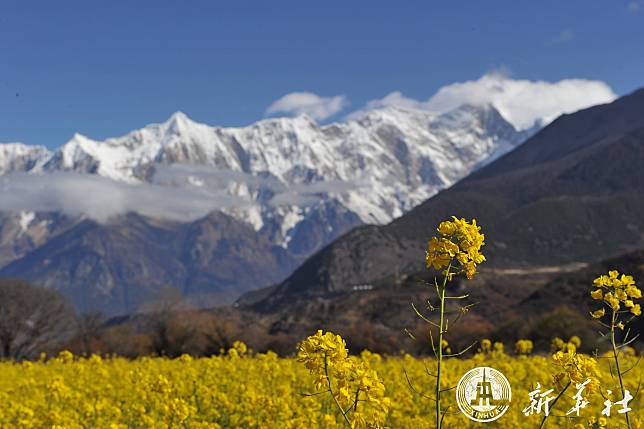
[0,279,271,360]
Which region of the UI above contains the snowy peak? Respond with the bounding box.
[166,111,192,128]
[0,143,51,175]
[159,111,213,139]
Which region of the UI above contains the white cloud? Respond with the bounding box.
[349,71,617,130]
[268,179,366,207]
[0,172,254,223]
[153,164,364,208]
[426,71,617,129]
[265,92,348,121]
[344,91,426,121]
[0,167,365,222]
[362,91,425,111]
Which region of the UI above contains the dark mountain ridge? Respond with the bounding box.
[0,212,297,314]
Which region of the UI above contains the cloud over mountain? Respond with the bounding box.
[265,92,348,120]
[350,72,617,130]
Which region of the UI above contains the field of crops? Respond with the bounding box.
[0,344,640,429]
[0,218,638,428]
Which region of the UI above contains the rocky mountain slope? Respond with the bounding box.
[0,212,296,314]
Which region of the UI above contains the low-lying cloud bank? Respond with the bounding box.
[0,172,253,222]
[0,167,364,223]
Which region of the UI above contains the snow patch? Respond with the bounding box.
[19,211,35,233]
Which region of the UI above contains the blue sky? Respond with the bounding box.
[1,0,643,148]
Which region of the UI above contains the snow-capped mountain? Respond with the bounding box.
[0,104,537,313]
[0,143,51,175]
[1,104,534,253]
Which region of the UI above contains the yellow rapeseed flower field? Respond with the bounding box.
[0,217,639,428]
[0,347,640,428]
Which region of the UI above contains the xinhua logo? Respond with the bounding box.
[456,366,512,422]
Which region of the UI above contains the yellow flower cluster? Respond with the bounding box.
[591,270,641,318]
[0,348,640,428]
[478,339,506,358]
[551,350,601,393]
[297,331,390,428]
[514,339,533,355]
[480,338,492,352]
[551,336,581,353]
[297,330,349,389]
[425,217,485,279]
[227,340,249,358]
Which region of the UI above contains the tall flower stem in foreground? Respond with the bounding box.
[415,217,485,429]
[434,263,451,429]
[590,270,641,429]
[609,311,631,429]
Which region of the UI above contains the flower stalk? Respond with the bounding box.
[324,354,352,427]
[416,217,486,429]
[590,270,640,429]
[435,264,450,429]
[610,309,632,429]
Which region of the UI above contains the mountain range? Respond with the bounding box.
[0,103,536,314]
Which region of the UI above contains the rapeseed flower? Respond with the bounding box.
[425,217,485,279]
[297,331,389,428]
[552,350,600,393]
[591,270,641,316]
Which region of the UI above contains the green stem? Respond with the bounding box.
[611,310,632,429]
[353,388,360,412]
[538,381,570,429]
[436,263,451,429]
[324,354,352,427]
